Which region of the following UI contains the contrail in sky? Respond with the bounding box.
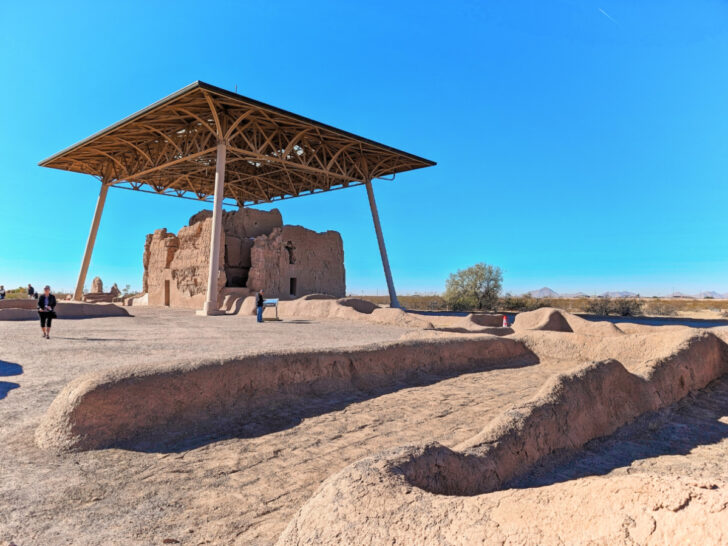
[598,8,619,25]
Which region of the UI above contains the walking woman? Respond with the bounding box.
[38,285,56,339]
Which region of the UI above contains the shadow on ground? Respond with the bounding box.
[508,375,728,489]
[122,352,539,454]
[0,360,22,400]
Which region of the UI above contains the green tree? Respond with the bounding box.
[444,263,503,311]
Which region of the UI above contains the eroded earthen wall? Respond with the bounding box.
[248,225,345,299]
[142,207,343,307]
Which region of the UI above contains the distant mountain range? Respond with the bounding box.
[697,291,725,299]
[524,287,728,299]
[526,287,559,298]
[600,291,639,298]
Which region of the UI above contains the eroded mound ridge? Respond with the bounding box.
[276,330,728,545]
[36,336,535,452]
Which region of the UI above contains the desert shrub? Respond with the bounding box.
[586,297,642,316]
[444,263,502,311]
[643,300,678,316]
[500,294,557,312]
[585,297,613,315]
[611,298,643,316]
[500,294,530,311]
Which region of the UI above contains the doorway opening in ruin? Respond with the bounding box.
[289,277,297,297]
[164,280,170,306]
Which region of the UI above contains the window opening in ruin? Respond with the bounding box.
[285,241,296,264]
[289,277,297,297]
[164,280,170,306]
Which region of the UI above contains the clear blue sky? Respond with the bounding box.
[1,1,727,296]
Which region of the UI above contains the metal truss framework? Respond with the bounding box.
[39,81,435,206]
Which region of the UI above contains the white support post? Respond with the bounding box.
[199,142,227,315]
[73,181,109,301]
[365,179,401,309]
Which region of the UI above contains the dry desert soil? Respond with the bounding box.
[1,306,727,545]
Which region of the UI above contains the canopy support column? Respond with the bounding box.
[73,181,109,301]
[199,142,227,316]
[365,179,400,309]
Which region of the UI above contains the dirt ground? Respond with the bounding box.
[0,308,576,545]
[2,307,727,545]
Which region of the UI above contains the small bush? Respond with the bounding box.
[499,294,558,312]
[612,298,643,316]
[643,301,678,316]
[586,297,642,316]
[585,298,613,315]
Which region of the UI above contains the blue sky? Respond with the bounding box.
[1,1,727,296]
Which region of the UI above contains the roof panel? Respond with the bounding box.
[39,81,435,205]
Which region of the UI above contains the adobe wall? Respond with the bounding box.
[275,328,728,545]
[142,207,344,308]
[35,336,535,452]
[144,219,226,309]
[248,226,345,299]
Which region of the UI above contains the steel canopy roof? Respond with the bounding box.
[39,81,435,205]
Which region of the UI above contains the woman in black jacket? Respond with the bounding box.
[37,285,56,339]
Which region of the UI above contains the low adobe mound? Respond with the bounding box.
[424,313,510,334]
[0,302,129,321]
[236,295,436,329]
[512,307,573,332]
[512,307,623,336]
[236,295,514,333]
[36,336,536,452]
[0,299,37,310]
[276,330,728,545]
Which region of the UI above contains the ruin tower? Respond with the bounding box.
[142,208,345,308]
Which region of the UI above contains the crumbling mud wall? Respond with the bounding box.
[275,329,728,545]
[189,207,283,289]
[35,336,536,452]
[144,218,225,309]
[142,208,344,308]
[0,302,130,321]
[169,217,225,308]
[248,226,345,299]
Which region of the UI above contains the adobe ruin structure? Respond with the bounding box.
[143,207,345,308]
[39,81,434,315]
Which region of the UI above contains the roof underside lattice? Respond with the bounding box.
[39,81,435,205]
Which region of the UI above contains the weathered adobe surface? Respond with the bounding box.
[35,336,536,452]
[276,311,728,545]
[83,276,121,303]
[279,378,728,545]
[0,299,37,310]
[143,207,345,307]
[248,226,345,298]
[235,294,511,332]
[143,217,225,309]
[0,302,129,321]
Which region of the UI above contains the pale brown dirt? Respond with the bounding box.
[1,307,575,545]
[277,311,728,545]
[4,307,728,545]
[279,378,728,545]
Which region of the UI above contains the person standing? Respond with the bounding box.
[256,289,265,323]
[0,285,5,300]
[38,285,56,339]
[27,283,35,299]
